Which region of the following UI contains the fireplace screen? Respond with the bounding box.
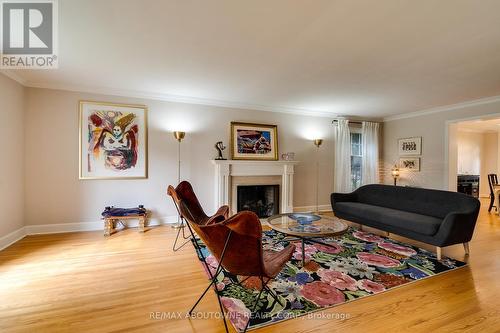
[237,185,279,218]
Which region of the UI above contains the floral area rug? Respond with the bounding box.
[191,228,466,332]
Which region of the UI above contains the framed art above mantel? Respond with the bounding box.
[230,122,278,160]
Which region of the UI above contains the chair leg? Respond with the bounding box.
[463,242,470,256]
[436,247,442,261]
[172,226,191,251]
[188,231,232,333]
[263,284,284,307]
[488,195,494,212]
[243,277,267,333]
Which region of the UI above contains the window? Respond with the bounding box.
[350,132,362,189]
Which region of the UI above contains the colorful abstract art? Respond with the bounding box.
[192,228,466,332]
[79,101,147,179]
[231,122,278,160]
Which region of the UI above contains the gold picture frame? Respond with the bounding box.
[230,122,278,160]
[79,100,148,180]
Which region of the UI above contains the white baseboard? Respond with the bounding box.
[24,215,179,235]
[0,227,27,251]
[293,204,331,212]
[1,206,334,250]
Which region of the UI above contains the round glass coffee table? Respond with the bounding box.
[267,213,349,266]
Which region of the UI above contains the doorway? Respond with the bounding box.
[447,117,500,198]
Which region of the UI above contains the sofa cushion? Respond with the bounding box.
[354,184,477,219]
[335,202,442,236]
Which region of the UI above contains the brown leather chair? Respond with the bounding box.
[184,208,295,333]
[167,181,229,251]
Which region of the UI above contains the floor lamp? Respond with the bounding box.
[314,139,323,213]
[173,131,186,228]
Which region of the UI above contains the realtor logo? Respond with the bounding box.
[1,0,58,68]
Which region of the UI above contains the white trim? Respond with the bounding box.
[384,95,500,122]
[0,227,27,251]
[25,222,103,235]
[23,81,339,118]
[0,216,179,250]
[293,204,331,212]
[212,160,297,214]
[0,70,28,85]
[24,215,178,235]
[5,73,500,121]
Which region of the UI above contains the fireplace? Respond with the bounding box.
[211,160,298,215]
[237,185,280,218]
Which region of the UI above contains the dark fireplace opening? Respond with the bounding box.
[237,185,280,218]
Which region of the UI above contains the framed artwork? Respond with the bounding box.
[79,101,148,179]
[230,122,278,160]
[400,157,420,171]
[398,137,422,156]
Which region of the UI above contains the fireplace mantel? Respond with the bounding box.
[211,160,299,214]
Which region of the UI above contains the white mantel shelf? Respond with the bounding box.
[211,160,299,214]
[211,160,300,165]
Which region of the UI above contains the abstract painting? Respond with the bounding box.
[79,101,148,179]
[230,122,278,160]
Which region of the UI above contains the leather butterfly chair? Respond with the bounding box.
[183,208,295,333]
[167,181,229,251]
[488,174,499,212]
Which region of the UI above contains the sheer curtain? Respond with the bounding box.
[333,119,352,192]
[361,121,380,185]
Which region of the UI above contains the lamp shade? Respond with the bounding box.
[173,131,186,142]
[391,165,400,178]
[313,139,323,147]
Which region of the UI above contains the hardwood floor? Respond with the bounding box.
[1,200,499,333]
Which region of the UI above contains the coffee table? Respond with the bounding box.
[267,213,349,266]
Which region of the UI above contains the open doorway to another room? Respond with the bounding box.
[448,118,500,205]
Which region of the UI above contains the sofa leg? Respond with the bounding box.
[463,242,470,256]
[436,247,442,261]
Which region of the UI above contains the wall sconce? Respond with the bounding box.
[391,164,400,186]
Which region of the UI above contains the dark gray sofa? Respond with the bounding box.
[331,184,480,259]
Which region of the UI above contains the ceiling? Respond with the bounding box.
[4,0,500,118]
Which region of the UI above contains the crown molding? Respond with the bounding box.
[0,70,28,85]
[21,80,339,118]
[383,95,500,122]
[6,71,500,121]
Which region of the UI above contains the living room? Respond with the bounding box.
[1,1,499,332]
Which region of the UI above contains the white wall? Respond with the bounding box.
[481,132,498,196]
[0,74,25,237]
[457,130,482,175]
[24,87,334,227]
[383,98,500,190]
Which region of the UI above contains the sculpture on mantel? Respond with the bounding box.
[214,141,227,160]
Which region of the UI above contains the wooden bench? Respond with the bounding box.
[103,214,148,236]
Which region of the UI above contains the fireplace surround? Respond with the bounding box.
[211,160,298,215]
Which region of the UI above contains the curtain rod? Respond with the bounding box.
[331,119,381,125]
